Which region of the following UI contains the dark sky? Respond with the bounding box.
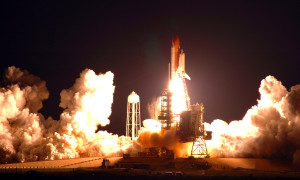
[1,1,299,135]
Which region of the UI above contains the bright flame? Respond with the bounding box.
[169,77,188,115]
[143,119,161,133]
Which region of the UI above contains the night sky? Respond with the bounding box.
[1,1,299,135]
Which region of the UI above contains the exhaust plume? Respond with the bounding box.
[206,76,300,164]
[1,66,299,164]
[0,66,131,163]
[136,119,191,157]
[0,67,48,162]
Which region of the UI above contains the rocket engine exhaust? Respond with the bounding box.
[205,76,300,164]
[0,66,132,163]
[1,37,300,165]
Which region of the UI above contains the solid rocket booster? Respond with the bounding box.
[170,36,190,81]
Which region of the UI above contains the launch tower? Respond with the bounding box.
[126,91,141,139]
[158,36,212,157]
[158,89,173,129]
[179,103,212,157]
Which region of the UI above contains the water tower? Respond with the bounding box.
[126,91,141,139]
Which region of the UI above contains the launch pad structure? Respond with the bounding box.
[125,36,212,158]
[158,36,212,157]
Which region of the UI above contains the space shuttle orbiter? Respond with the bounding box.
[170,36,190,81]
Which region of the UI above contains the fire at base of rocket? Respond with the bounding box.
[1,35,300,165]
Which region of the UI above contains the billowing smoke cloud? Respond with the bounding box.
[206,76,300,164]
[143,76,300,160]
[3,66,49,113]
[0,66,49,163]
[136,119,191,157]
[1,66,300,164]
[0,66,131,163]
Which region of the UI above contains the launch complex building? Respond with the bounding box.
[126,36,212,158]
[159,36,212,157]
[1,37,299,180]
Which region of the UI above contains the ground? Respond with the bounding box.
[0,157,299,179]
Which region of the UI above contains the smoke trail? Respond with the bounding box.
[206,76,300,164]
[0,66,131,163]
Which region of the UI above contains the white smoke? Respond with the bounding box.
[1,66,300,164]
[3,66,49,113]
[0,66,131,163]
[42,69,131,160]
[206,76,300,164]
[135,119,191,158]
[0,67,48,162]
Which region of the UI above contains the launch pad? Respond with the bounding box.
[0,157,299,179]
[2,37,299,180]
[154,36,212,157]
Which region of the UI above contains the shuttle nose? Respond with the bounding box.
[172,35,180,48]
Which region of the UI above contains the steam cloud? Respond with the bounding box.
[141,75,300,162]
[206,76,300,164]
[136,119,191,157]
[0,66,131,163]
[1,66,300,164]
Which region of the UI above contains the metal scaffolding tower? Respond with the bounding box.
[190,103,211,157]
[158,89,173,129]
[126,91,141,139]
[191,137,209,157]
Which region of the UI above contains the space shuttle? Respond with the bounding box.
[170,36,190,81]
